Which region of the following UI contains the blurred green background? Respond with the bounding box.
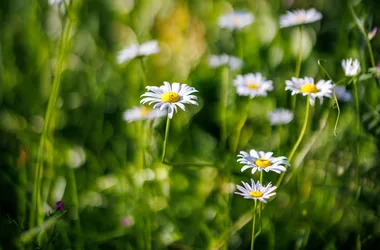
[1,0,380,249]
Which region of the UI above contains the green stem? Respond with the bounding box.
[332,92,341,136]
[254,174,263,239]
[353,79,360,131]
[276,97,310,187]
[233,30,243,58]
[30,8,75,230]
[295,25,303,78]
[161,115,171,162]
[21,211,67,244]
[157,116,213,166]
[348,4,376,68]
[317,60,341,136]
[356,233,361,250]
[223,173,231,250]
[232,98,252,154]
[68,168,83,250]
[292,26,303,111]
[220,66,230,148]
[143,121,153,250]
[254,203,262,238]
[209,206,255,250]
[135,121,145,169]
[251,200,257,250]
[145,211,152,250]
[140,57,147,88]
[353,78,361,199]
[288,97,310,162]
[278,125,283,154]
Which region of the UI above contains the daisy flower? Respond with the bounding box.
[123,106,166,123]
[279,8,322,28]
[218,11,255,31]
[49,0,63,4]
[209,54,243,70]
[140,81,198,119]
[234,179,277,203]
[233,73,273,98]
[48,0,71,12]
[341,58,361,77]
[285,77,334,105]
[117,40,160,64]
[268,109,294,125]
[334,86,352,102]
[237,149,290,174]
[229,56,244,70]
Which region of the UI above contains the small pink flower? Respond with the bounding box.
[56,201,64,211]
[368,27,378,40]
[121,217,134,228]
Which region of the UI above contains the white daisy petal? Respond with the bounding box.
[123,106,166,123]
[172,82,181,93]
[237,149,290,174]
[285,77,334,105]
[117,40,160,64]
[209,54,243,70]
[279,8,322,28]
[167,106,174,119]
[341,58,361,76]
[268,109,294,125]
[139,40,160,56]
[218,10,254,31]
[233,73,273,98]
[175,102,186,111]
[140,81,199,119]
[234,179,277,203]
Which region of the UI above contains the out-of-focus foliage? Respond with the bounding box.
[1,0,380,249]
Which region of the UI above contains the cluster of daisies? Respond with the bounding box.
[235,150,290,203]
[115,11,367,178]
[119,7,361,124]
[116,7,371,210]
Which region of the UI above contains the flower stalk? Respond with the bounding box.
[276,96,310,187]
[29,0,82,230]
[161,115,171,163]
[250,200,258,250]
[220,66,230,148]
[295,25,303,78]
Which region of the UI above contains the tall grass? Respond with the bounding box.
[0,0,380,249]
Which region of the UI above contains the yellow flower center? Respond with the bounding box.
[300,83,318,94]
[161,91,180,103]
[140,107,151,116]
[249,191,263,198]
[255,158,272,168]
[247,82,259,89]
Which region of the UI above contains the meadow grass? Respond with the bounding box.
[1,0,380,249]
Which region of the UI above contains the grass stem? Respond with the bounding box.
[220,66,230,149]
[161,115,171,162]
[250,200,257,250]
[276,97,310,187]
[30,9,75,231]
